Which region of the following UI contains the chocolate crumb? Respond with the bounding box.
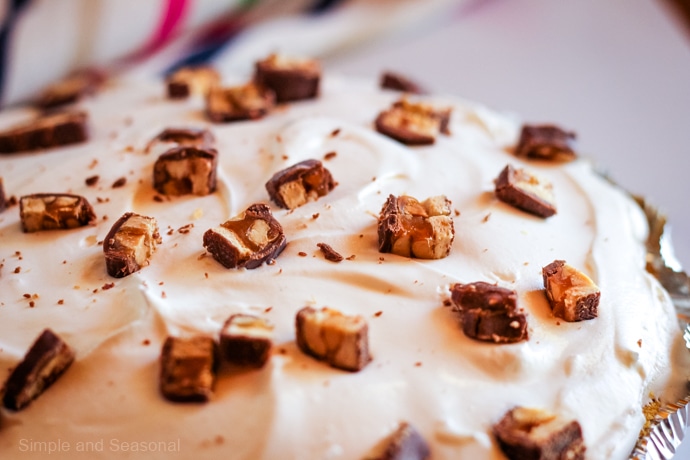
[85,175,99,186]
[102,283,115,290]
[374,311,383,317]
[482,212,491,223]
[112,177,127,188]
[178,223,194,234]
[153,195,164,202]
[346,255,356,260]
[298,251,307,257]
[13,267,20,273]
[167,228,174,236]
[312,213,320,219]
[414,361,422,367]
[204,272,208,279]
[23,293,31,299]
[330,129,341,137]
[323,151,337,160]
[161,291,167,298]
[57,299,64,305]
[637,339,643,348]
[142,339,150,346]
[29,301,35,308]
[317,243,344,262]
[443,299,452,307]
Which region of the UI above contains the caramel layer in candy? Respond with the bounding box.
[206,82,275,122]
[2,329,75,411]
[166,66,220,99]
[376,422,431,460]
[19,193,96,233]
[254,54,320,103]
[295,307,371,372]
[451,282,528,343]
[515,124,577,161]
[145,127,215,154]
[380,71,426,94]
[378,194,454,260]
[153,146,218,196]
[265,159,335,209]
[35,68,105,109]
[203,203,286,269]
[220,314,274,368]
[103,212,161,278]
[495,164,556,218]
[493,407,585,460]
[375,99,451,145]
[542,260,600,322]
[160,336,216,403]
[0,111,88,154]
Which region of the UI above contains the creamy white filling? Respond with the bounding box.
[0,75,686,460]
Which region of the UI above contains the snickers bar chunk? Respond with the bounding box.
[254,53,320,103]
[378,194,454,260]
[495,164,557,218]
[375,98,451,145]
[35,68,105,109]
[375,422,431,460]
[160,336,216,403]
[153,146,218,196]
[203,203,286,269]
[380,71,426,95]
[515,124,577,161]
[145,127,215,154]
[265,159,335,209]
[20,193,96,233]
[2,329,75,411]
[450,282,528,343]
[220,314,274,368]
[103,212,161,278]
[206,83,275,123]
[493,407,585,460]
[295,307,371,372]
[0,110,88,154]
[542,260,600,322]
[166,66,220,99]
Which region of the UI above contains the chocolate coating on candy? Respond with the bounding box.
[153,146,218,196]
[515,124,577,161]
[450,282,528,343]
[2,329,75,411]
[375,99,451,145]
[254,54,320,103]
[19,193,96,233]
[542,260,600,322]
[206,83,276,122]
[495,164,557,218]
[203,203,286,269]
[166,66,220,99]
[160,336,217,403]
[265,159,335,209]
[493,407,585,460]
[0,111,88,154]
[220,314,274,368]
[103,212,161,278]
[35,68,105,109]
[380,71,426,94]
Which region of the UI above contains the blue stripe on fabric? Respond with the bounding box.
[0,0,32,106]
[309,0,346,15]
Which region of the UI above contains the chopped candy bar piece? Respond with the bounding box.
[295,306,371,372]
[206,83,275,122]
[153,146,218,196]
[254,54,320,103]
[160,336,216,403]
[375,99,451,145]
[495,164,557,218]
[515,124,577,161]
[542,260,600,322]
[19,193,96,233]
[450,282,528,343]
[378,194,454,260]
[203,203,286,269]
[265,159,335,209]
[35,68,105,109]
[2,329,75,411]
[493,407,585,460]
[380,71,426,94]
[166,66,220,99]
[0,111,88,153]
[103,212,161,278]
[220,314,274,368]
[376,422,431,460]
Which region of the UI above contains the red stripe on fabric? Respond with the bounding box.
[149,0,189,51]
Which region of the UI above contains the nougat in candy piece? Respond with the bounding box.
[103,212,161,278]
[515,124,577,161]
[0,111,88,153]
[495,164,557,218]
[2,329,75,411]
[542,260,600,322]
[254,54,320,103]
[220,314,274,368]
[265,159,335,209]
[203,203,286,269]
[205,82,275,122]
[493,407,585,460]
[166,66,220,99]
[378,194,454,260]
[296,307,371,372]
[153,146,218,196]
[160,336,216,403]
[375,99,451,145]
[450,282,528,343]
[20,193,96,233]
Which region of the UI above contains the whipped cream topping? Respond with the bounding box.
[0,75,686,459]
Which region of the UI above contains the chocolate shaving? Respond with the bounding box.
[317,243,344,262]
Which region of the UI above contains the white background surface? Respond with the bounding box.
[323,0,690,457]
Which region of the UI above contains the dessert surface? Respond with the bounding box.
[0,73,686,459]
